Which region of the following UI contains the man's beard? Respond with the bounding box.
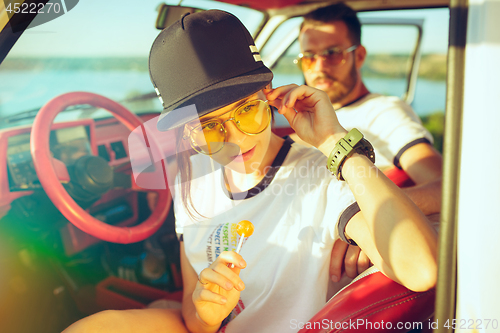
[311,62,358,105]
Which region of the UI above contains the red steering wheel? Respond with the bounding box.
[31,92,171,244]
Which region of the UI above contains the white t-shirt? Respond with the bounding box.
[174,138,357,332]
[335,93,433,171]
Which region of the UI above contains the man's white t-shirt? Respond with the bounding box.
[174,139,357,332]
[335,93,433,171]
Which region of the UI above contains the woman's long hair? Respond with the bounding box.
[175,127,206,221]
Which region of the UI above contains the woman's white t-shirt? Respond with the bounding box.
[174,138,357,332]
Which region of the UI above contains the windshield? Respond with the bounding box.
[0,0,264,129]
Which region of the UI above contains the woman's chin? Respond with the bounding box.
[224,157,260,174]
[214,155,262,175]
[209,140,268,175]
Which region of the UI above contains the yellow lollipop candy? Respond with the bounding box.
[232,220,254,258]
[237,220,254,238]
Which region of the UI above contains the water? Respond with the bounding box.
[0,70,155,119]
[273,73,446,117]
[0,70,446,121]
[412,79,447,115]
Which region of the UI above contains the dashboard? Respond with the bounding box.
[0,118,134,255]
[0,114,177,255]
[7,125,92,191]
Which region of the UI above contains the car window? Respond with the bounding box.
[359,8,448,152]
[0,0,263,128]
[358,22,420,103]
[358,9,449,117]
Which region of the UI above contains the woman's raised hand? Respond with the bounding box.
[193,251,246,327]
[264,84,347,150]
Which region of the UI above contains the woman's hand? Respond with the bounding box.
[193,251,246,327]
[264,84,347,150]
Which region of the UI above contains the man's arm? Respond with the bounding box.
[399,142,443,215]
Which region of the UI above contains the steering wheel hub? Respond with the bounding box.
[75,155,113,192]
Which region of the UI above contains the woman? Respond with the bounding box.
[63,9,437,333]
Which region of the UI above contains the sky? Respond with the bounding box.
[7,0,449,58]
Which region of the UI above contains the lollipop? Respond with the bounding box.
[237,220,254,236]
[235,220,254,253]
[229,220,254,268]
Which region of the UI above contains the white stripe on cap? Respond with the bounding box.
[249,45,261,62]
[154,87,164,105]
[249,45,262,62]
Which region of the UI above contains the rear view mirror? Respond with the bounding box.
[155,4,204,30]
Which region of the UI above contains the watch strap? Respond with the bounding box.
[327,128,375,181]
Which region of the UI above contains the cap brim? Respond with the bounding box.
[157,66,273,131]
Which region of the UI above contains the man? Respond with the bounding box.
[292,3,442,283]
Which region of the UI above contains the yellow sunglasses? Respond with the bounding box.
[183,99,271,155]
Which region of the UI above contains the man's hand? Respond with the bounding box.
[330,239,372,282]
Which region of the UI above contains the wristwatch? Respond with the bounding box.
[327,128,375,181]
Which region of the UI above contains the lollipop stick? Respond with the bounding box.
[235,233,245,254]
[228,233,245,268]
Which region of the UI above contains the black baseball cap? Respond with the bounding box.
[149,10,273,131]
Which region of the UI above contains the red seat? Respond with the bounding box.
[297,267,434,333]
[383,167,415,188]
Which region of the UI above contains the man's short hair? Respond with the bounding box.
[301,3,361,45]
